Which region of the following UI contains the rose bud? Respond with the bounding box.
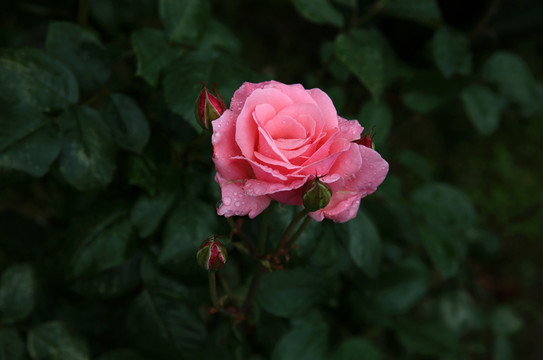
[196,236,228,271]
[356,130,375,150]
[195,83,226,131]
[302,177,332,212]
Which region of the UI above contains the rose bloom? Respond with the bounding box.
[212,81,389,223]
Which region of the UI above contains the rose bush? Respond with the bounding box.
[212,81,389,222]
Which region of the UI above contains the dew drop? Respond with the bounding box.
[234,201,241,207]
[223,197,232,206]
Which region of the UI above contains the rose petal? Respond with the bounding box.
[307,88,338,131]
[276,103,322,137]
[216,173,271,218]
[236,88,293,159]
[265,114,307,139]
[337,116,363,142]
[326,142,363,178]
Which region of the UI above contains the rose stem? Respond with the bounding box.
[243,208,308,310]
[272,208,309,256]
[209,272,220,309]
[284,215,312,251]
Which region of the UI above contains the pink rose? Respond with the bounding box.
[212,81,389,223]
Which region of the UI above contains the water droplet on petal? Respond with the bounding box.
[223,197,232,206]
[234,201,241,207]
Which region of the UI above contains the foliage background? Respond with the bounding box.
[0,0,542,359]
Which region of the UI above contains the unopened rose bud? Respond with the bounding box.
[195,83,226,131]
[196,236,228,271]
[356,128,375,149]
[302,177,332,212]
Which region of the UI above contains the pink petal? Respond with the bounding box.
[215,173,271,218]
[265,115,307,139]
[326,142,363,178]
[307,88,338,131]
[337,116,363,142]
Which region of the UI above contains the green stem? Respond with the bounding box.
[209,272,219,308]
[284,215,312,251]
[273,209,308,257]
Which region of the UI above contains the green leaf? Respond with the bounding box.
[417,222,464,278]
[158,200,218,279]
[0,263,36,324]
[71,256,141,300]
[493,332,514,360]
[395,319,461,357]
[130,191,175,237]
[159,0,210,45]
[27,321,90,360]
[101,93,150,153]
[70,209,136,279]
[397,150,433,181]
[127,290,206,358]
[0,329,26,360]
[257,267,326,317]
[482,51,542,116]
[432,27,471,78]
[334,30,395,99]
[46,21,110,92]
[491,307,523,335]
[199,19,242,55]
[163,51,261,131]
[0,48,78,110]
[96,348,147,360]
[439,291,483,334]
[272,320,328,360]
[358,101,392,147]
[330,338,383,360]
[291,0,344,27]
[131,28,182,87]
[0,102,61,177]
[58,106,116,191]
[337,211,382,278]
[383,0,442,26]
[460,84,502,135]
[411,183,477,228]
[369,258,430,314]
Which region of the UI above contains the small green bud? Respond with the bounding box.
[196,236,228,271]
[302,177,332,212]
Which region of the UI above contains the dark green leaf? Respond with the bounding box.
[0,329,26,360]
[396,319,461,357]
[126,154,158,196]
[131,28,182,87]
[158,200,218,279]
[257,267,326,317]
[383,0,442,25]
[334,30,395,99]
[130,191,175,238]
[291,0,344,27]
[461,84,503,135]
[330,338,383,360]
[0,263,36,324]
[127,290,206,358]
[439,291,483,334]
[397,150,433,181]
[272,320,328,360]
[337,211,382,277]
[0,48,78,110]
[417,222,464,278]
[159,0,210,45]
[70,209,136,278]
[58,106,116,191]
[199,19,242,55]
[101,93,150,153]
[96,348,147,360]
[432,27,471,78]
[491,307,523,335]
[71,256,141,300]
[370,258,430,314]
[27,321,90,360]
[358,101,392,147]
[0,102,61,177]
[163,51,261,131]
[482,51,542,116]
[411,183,477,228]
[493,332,514,360]
[46,21,110,92]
